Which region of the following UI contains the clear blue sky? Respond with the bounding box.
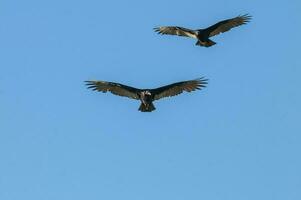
[1,0,300,199]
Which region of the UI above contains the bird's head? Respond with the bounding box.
[144,91,151,96]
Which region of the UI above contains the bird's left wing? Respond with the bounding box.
[152,78,208,101]
[85,80,140,100]
[205,14,251,37]
[154,26,198,39]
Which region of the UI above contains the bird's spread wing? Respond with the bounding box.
[85,80,140,100]
[205,14,251,37]
[152,78,208,101]
[154,26,198,39]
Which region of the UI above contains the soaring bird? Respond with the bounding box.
[85,78,207,112]
[154,14,251,47]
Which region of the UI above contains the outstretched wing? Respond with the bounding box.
[154,26,198,39]
[205,14,251,37]
[85,80,140,100]
[152,78,208,101]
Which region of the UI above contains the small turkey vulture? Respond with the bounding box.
[154,14,251,47]
[85,78,207,112]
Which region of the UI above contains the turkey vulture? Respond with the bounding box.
[154,14,251,47]
[85,78,207,112]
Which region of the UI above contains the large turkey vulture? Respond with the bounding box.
[154,14,251,47]
[85,78,207,112]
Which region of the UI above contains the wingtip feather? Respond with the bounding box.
[239,14,252,22]
[195,77,208,89]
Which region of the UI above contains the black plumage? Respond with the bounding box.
[85,78,208,112]
[154,14,251,47]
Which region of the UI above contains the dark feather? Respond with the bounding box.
[85,81,140,100]
[205,14,252,37]
[152,78,208,100]
[154,26,198,39]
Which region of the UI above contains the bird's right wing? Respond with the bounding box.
[85,80,140,100]
[154,26,198,39]
[152,78,208,101]
[205,14,251,37]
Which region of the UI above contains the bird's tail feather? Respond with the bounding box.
[196,39,216,47]
[138,103,156,112]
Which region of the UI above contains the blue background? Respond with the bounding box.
[1,0,300,199]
